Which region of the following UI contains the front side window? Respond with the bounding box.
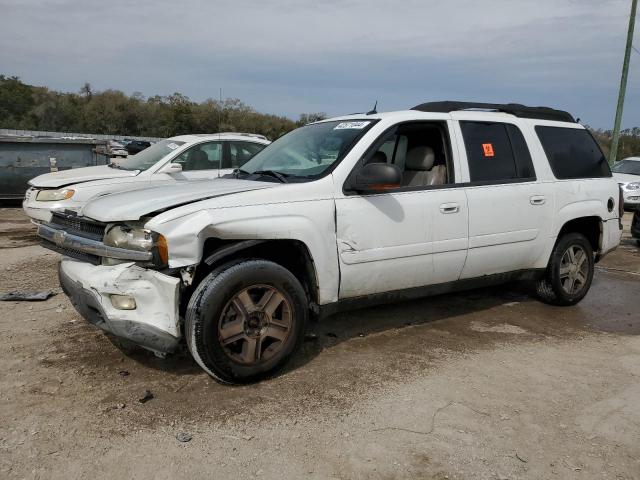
[239,120,375,179]
[173,142,222,171]
[535,126,611,179]
[355,122,452,189]
[228,141,266,168]
[611,159,640,176]
[460,122,535,183]
[112,139,185,171]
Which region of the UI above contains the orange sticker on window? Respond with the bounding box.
[482,143,495,157]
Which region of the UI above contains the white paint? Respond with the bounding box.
[60,258,181,337]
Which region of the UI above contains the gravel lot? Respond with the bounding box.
[1,207,639,480]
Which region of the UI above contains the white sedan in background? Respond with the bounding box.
[23,133,269,222]
[612,157,640,210]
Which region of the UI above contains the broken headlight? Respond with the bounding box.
[103,224,169,265]
[36,188,74,201]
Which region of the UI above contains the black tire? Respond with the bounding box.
[536,233,594,306]
[185,259,308,384]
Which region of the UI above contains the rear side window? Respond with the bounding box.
[535,126,611,179]
[460,122,536,182]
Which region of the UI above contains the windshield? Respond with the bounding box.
[239,120,375,179]
[612,159,640,175]
[112,139,185,171]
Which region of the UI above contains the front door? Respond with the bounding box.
[335,121,469,299]
[162,141,224,181]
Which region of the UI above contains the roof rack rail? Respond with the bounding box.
[411,101,575,123]
[217,132,269,140]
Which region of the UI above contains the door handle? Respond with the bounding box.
[530,195,546,205]
[439,203,459,214]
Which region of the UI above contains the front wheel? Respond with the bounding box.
[185,259,308,384]
[536,233,594,306]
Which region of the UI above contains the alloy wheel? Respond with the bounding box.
[218,285,292,365]
[559,245,589,295]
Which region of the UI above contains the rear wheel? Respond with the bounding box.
[536,233,594,306]
[185,259,308,384]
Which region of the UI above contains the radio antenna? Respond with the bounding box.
[367,100,378,115]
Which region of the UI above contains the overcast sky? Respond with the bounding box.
[1,0,638,128]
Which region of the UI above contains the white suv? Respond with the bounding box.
[37,101,622,384]
[23,133,269,222]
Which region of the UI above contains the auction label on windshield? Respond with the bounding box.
[334,121,371,130]
[167,143,180,150]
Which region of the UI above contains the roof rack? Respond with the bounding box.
[217,132,269,140]
[411,101,575,123]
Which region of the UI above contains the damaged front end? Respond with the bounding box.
[37,211,183,354]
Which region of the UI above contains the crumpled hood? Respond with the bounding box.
[613,172,640,184]
[80,179,276,222]
[28,165,138,188]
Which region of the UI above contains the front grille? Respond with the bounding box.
[40,239,101,265]
[50,212,106,241]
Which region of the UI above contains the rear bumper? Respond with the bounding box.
[59,258,181,353]
[599,217,623,258]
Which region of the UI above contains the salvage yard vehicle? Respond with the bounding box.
[124,139,152,155]
[612,157,640,210]
[23,133,269,222]
[37,101,622,384]
[94,140,129,158]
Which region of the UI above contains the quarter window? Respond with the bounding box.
[535,126,611,179]
[460,122,536,183]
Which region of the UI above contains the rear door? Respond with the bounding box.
[452,118,553,278]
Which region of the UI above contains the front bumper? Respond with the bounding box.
[622,190,640,209]
[59,258,181,353]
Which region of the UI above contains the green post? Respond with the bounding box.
[610,0,638,165]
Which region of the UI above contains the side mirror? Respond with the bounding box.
[158,162,183,174]
[350,163,402,193]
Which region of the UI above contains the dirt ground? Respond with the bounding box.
[1,207,639,480]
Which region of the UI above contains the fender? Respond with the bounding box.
[203,240,265,266]
[145,199,340,304]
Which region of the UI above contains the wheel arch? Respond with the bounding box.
[555,216,602,253]
[185,238,321,315]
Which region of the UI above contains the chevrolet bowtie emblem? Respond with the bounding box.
[53,230,66,247]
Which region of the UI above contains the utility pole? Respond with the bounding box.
[610,0,638,165]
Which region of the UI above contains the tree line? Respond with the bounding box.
[3,75,640,160]
[590,127,640,161]
[0,75,326,140]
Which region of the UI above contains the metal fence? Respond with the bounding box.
[0,129,162,142]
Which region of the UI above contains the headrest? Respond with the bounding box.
[405,146,435,171]
[189,150,208,162]
[367,151,388,164]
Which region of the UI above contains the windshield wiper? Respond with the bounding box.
[252,170,289,183]
[233,168,250,179]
